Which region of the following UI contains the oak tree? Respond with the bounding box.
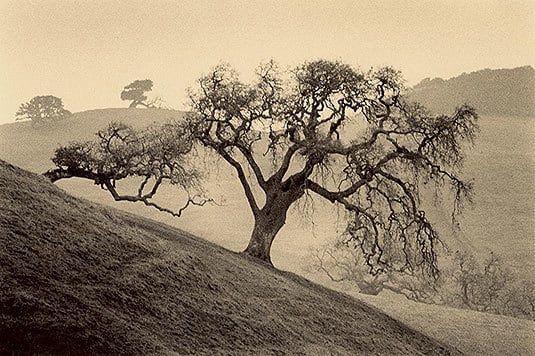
[186,60,477,275]
[47,60,478,275]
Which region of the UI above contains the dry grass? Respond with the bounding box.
[358,291,535,356]
[0,160,458,355]
[307,275,535,356]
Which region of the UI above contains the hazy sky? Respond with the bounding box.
[1,0,534,125]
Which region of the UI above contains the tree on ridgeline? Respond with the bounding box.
[46,59,478,277]
[121,79,154,108]
[16,95,71,126]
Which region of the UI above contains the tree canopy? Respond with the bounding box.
[46,59,478,276]
[186,60,478,275]
[121,79,154,108]
[16,95,71,126]
[45,121,209,215]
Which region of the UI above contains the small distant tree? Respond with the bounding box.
[121,79,154,108]
[449,251,535,319]
[16,95,71,126]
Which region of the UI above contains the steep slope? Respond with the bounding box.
[409,66,535,116]
[0,160,458,355]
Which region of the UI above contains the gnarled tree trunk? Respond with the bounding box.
[244,210,286,264]
[243,184,303,265]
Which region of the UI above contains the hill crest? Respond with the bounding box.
[0,108,186,172]
[409,65,535,117]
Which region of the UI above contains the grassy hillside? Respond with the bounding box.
[0,160,460,355]
[1,109,534,354]
[307,275,535,356]
[409,66,535,117]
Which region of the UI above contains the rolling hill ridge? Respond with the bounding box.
[409,66,535,116]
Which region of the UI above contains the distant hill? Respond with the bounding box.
[409,66,535,117]
[0,108,185,173]
[0,160,458,355]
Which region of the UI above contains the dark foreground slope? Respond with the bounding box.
[0,160,458,355]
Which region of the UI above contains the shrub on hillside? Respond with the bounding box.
[309,242,535,320]
[447,251,535,319]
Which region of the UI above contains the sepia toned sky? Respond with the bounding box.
[0,0,534,125]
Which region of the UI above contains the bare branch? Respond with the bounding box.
[218,148,260,217]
